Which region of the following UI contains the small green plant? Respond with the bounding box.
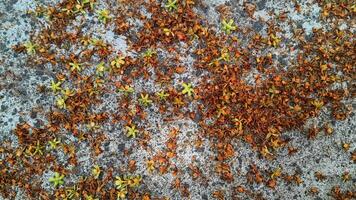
[62,88,75,98]
[49,172,65,187]
[93,78,104,89]
[156,90,169,100]
[56,96,66,109]
[181,82,194,97]
[311,99,324,110]
[269,34,281,47]
[96,62,107,76]
[209,48,231,66]
[233,118,243,131]
[352,4,356,13]
[84,194,99,200]
[82,0,95,10]
[92,165,101,179]
[111,56,125,68]
[261,145,273,157]
[50,80,62,93]
[143,49,156,58]
[119,85,135,95]
[146,160,155,173]
[163,28,174,36]
[25,140,44,157]
[24,41,37,55]
[48,138,61,149]
[61,7,73,15]
[64,185,80,199]
[117,188,127,199]
[271,167,282,179]
[60,0,93,14]
[268,86,280,98]
[218,48,230,62]
[320,63,328,72]
[89,38,102,46]
[115,175,142,199]
[216,105,227,117]
[173,96,184,106]
[139,93,153,106]
[115,175,142,190]
[126,175,142,188]
[69,62,82,72]
[87,121,100,130]
[222,19,237,34]
[115,176,127,189]
[62,0,93,15]
[97,9,111,24]
[165,0,178,11]
[73,1,86,14]
[126,125,139,138]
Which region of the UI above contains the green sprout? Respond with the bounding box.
[111,56,125,68]
[216,105,227,117]
[181,82,194,97]
[49,172,65,187]
[222,19,237,34]
[96,62,107,76]
[87,121,100,130]
[311,99,324,110]
[269,34,281,47]
[61,0,94,15]
[173,96,184,106]
[268,86,280,98]
[89,38,101,46]
[65,185,80,199]
[73,1,86,14]
[114,175,141,199]
[85,195,99,200]
[163,28,174,36]
[62,88,75,99]
[126,175,142,188]
[24,41,37,55]
[115,176,127,189]
[218,48,230,62]
[143,49,156,58]
[271,168,282,179]
[84,194,99,200]
[92,165,101,179]
[115,175,141,189]
[93,78,104,89]
[61,7,73,15]
[97,9,111,24]
[209,48,231,66]
[352,4,356,13]
[117,188,127,199]
[126,125,139,138]
[56,96,66,109]
[146,160,155,173]
[261,145,273,157]
[233,118,243,131]
[156,90,170,100]
[119,85,135,95]
[69,62,82,72]
[50,80,62,93]
[82,0,95,10]
[138,93,153,106]
[48,138,61,149]
[25,140,44,157]
[165,0,178,11]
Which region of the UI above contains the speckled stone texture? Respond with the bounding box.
[0,0,355,200]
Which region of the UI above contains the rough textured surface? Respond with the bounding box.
[0,0,355,200]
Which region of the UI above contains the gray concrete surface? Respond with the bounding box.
[0,0,354,199]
